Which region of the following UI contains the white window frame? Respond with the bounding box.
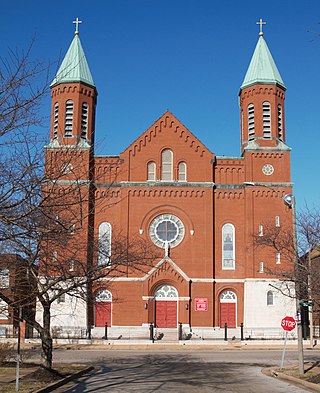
[95,289,112,302]
[0,299,8,319]
[222,223,235,270]
[259,225,263,237]
[154,284,178,299]
[259,261,264,273]
[0,269,9,289]
[220,290,237,302]
[267,290,274,306]
[98,222,112,266]
[147,161,156,181]
[178,162,187,182]
[161,149,173,181]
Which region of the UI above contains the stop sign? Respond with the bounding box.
[281,316,296,331]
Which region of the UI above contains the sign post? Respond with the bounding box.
[280,316,296,369]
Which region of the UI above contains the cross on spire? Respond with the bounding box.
[73,17,82,35]
[256,18,266,36]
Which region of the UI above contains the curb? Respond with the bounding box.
[264,367,320,392]
[34,366,94,393]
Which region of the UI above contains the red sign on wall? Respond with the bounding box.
[195,298,208,311]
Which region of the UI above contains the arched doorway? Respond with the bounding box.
[154,285,178,328]
[95,290,112,327]
[219,290,237,328]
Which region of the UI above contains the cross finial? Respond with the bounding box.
[256,18,266,36]
[73,17,82,35]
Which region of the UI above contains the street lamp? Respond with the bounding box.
[244,183,304,374]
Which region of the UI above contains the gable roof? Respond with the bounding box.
[122,111,213,158]
[240,35,285,90]
[51,34,95,88]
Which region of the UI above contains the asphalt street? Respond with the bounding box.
[52,349,320,392]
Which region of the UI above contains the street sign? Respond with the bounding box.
[299,300,314,307]
[281,316,296,331]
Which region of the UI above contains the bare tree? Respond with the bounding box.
[0,45,159,370]
[254,207,320,308]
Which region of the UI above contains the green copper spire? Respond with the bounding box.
[51,19,95,88]
[240,23,285,90]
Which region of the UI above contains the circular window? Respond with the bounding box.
[149,214,184,248]
[262,164,274,176]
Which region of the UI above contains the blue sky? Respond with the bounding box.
[1,0,320,210]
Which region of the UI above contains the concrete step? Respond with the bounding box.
[154,328,178,342]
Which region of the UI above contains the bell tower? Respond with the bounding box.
[239,19,287,153]
[48,18,97,150]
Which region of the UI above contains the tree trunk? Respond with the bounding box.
[41,305,53,369]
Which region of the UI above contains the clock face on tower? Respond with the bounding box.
[149,214,185,248]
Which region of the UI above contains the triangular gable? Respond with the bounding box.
[121,111,213,159]
[142,256,190,283]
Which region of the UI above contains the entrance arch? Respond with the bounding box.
[219,290,237,328]
[95,290,112,327]
[154,285,178,328]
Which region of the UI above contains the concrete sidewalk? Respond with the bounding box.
[23,337,319,350]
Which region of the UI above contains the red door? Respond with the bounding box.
[156,301,177,328]
[95,302,111,327]
[220,303,236,328]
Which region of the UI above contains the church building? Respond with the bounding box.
[44,21,296,339]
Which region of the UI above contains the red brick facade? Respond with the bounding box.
[44,33,295,336]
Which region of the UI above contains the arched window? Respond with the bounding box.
[267,290,274,306]
[178,162,187,181]
[220,290,237,302]
[65,100,74,137]
[0,299,8,319]
[161,149,173,180]
[0,269,9,289]
[154,285,178,299]
[53,103,59,139]
[147,161,156,181]
[248,104,255,140]
[98,222,112,266]
[277,104,283,140]
[95,289,112,302]
[222,224,235,269]
[263,101,271,138]
[81,102,89,139]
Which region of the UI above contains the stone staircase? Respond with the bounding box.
[154,328,179,342]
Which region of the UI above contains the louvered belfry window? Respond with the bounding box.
[248,104,255,140]
[278,104,283,140]
[263,101,271,138]
[64,100,74,137]
[81,102,89,139]
[53,103,59,138]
